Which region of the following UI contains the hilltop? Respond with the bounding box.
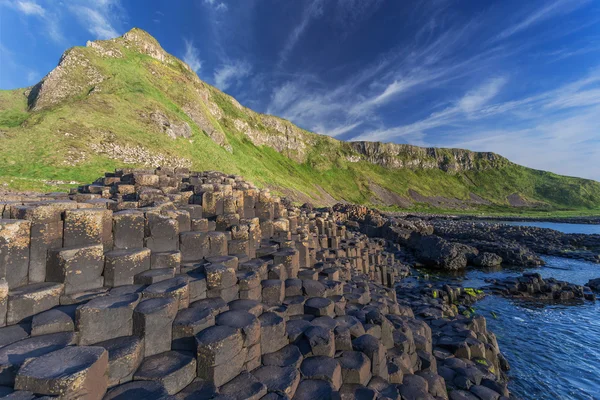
[1,28,599,214]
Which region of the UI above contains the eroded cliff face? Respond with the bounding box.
[349,142,509,171]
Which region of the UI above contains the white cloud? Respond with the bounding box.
[214,61,251,91]
[317,122,362,137]
[183,39,202,73]
[204,0,227,12]
[15,1,44,16]
[457,77,507,113]
[278,0,323,66]
[69,4,120,40]
[494,0,590,41]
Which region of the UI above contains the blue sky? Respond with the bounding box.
[2,0,600,180]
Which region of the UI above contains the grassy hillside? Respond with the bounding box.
[1,28,599,214]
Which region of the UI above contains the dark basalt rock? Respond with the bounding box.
[0,168,515,399]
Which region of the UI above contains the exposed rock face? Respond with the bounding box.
[89,142,192,169]
[28,48,105,111]
[122,28,173,65]
[232,115,313,163]
[150,111,192,140]
[350,142,508,172]
[183,104,231,151]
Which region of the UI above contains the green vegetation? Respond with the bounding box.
[1,28,600,216]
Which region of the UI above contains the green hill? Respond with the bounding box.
[1,28,599,214]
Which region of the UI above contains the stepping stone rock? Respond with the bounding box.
[293,379,340,400]
[134,350,196,395]
[304,297,334,317]
[14,346,108,400]
[104,248,151,287]
[46,245,105,295]
[0,219,31,289]
[339,384,377,400]
[0,324,30,348]
[216,310,260,346]
[31,305,77,336]
[6,283,64,325]
[286,319,312,343]
[174,378,217,400]
[259,312,288,355]
[219,371,267,400]
[252,365,301,397]
[108,284,146,297]
[205,264,237,290]
[262,280,284,306]
[134,268,176,285]
[143,276,190,309]
[304,326,335,357]
[96,335,144,386]
[300,356,342,390]
[262,344,304,369]
[196,326,245,386]
[76,293,140,345]
[190,297,229,316]
[172,308,215,351]
[0,332,78,386]
[352,335,387,379]
[228,299,263,316]
[398,374,431,400]
[104,381,169,400]
[337,351,372,386]
[133,297,179,357]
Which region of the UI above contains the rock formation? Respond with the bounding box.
[0,168,512,399]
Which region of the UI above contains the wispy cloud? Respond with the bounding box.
[183,39,202,73]
[214,61,251,91]
[457,77,507,113]
[3,0,63,42]
[494,0,590,41]
[69,1,121,40]
[15,1,44,16]
[350,70,600,179]
[278,0,323,67]
[204,0,227,12]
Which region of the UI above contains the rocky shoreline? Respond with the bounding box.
[0,169,598,399]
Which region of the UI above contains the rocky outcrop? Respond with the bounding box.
[431,220,600,264]
[150,111,192,140]
[28,48,105,111]
[485,273,596,302]
[408,233,469,270]
[349,142,509,172]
